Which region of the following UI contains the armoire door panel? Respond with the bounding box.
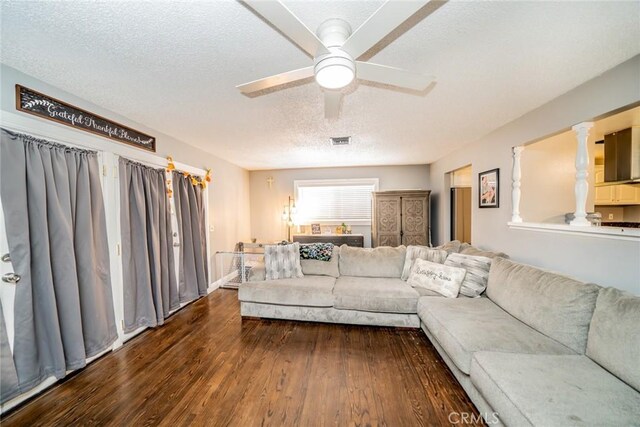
[401,197,428,246]
[372,195,401,247]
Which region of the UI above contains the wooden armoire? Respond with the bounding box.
[371,190,430,247]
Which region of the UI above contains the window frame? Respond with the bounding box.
[294,178,379,225]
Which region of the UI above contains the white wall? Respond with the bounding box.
[429,55,640,294]
[0,64,252,277]
[520,130,598,223]
[250,165,430,247]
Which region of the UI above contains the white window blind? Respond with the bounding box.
[295,179,379,224]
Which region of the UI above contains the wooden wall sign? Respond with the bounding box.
[16,85,156,152]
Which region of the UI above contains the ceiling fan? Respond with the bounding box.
[237,0,435,119]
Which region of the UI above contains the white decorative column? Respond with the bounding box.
[511,146,525,223]
[570,122,594,226]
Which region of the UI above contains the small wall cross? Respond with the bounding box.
[266,176,274,189]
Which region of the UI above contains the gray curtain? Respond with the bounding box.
[0,128,118,403]
[173,171,208,301]
[119,158,178,332]
[0,302,19,403]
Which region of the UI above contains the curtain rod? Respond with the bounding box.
[0,114,207,176]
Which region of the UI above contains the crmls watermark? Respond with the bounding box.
[448,411,500,425]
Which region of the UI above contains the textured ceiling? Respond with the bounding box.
[1,1,639,170]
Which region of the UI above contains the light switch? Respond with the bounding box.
[608,214,614,220]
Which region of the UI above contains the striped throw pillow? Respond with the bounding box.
[401,246,449,281]
[444,252,492,297]
[264,242,304,280]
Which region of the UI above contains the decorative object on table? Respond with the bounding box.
[311,223,321,234]
[322,226,332,235]
[299,243,334,261]
[281,196,297,241]
[16,84,156,152]
[335,226,343,234]
[479,168,499,208]
[346,226,352,234]
[341,222,347,234]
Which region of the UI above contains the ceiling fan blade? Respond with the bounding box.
[356,62,434,91]
[324,91,342,119]
[243,1,330,57]
[237,66,314,94]
[341,0,430,60]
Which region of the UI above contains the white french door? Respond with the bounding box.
[0,113,211,413]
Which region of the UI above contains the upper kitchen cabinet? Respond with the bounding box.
[603,127,640,183]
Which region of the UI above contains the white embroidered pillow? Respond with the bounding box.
[407,258,466,298]
[264,242,304,280]
[401,246,448,281]
[444,253,492,297]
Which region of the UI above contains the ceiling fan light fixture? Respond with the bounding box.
[314,50,355,90]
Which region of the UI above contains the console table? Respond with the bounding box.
[292,234,364,247]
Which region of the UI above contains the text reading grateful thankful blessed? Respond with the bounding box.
[17,85,156,152]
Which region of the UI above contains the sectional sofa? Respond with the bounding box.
[237,243,640,426]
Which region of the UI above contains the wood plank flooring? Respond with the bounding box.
[2,289,483,426]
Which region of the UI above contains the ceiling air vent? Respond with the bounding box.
[330,136,351,146]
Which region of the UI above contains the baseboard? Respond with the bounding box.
[208,271,238,293]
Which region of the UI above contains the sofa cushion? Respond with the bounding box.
[338,245,406,278]
[407,259,466,298]
[238,276,335,307]
[587,287,640,392]
[300,246,340,278]
[486,257,600,353]
[471,352,640,427]
[401,245,448,280]
[436,240,462,254]
[247,263,266,282]
[264,242,304,280]
[333,276,419,314]
[417,297,574,374]
[444,253,492,297]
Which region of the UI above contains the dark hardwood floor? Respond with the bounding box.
[2,289,483,426]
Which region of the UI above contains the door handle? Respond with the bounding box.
[2,273,21,284]
[1,253,10,263]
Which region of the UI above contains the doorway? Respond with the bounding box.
[450,165,472,244]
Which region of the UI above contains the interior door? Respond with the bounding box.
[451,187,472,244]
[374,195,401,247]
[401,196,428,246]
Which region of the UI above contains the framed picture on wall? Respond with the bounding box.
[479,168,499,208]
[311,223,321,234]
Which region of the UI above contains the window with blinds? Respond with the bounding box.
[294,178,379,224]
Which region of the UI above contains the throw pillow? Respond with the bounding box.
[436,240,463,254]
[264,242,304,280]
[460,245,509,259]
[444,253,492,297]
[407,258,466,298]
[401,245,448,281]
[300,246,340,278]
[299,243,334,261]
